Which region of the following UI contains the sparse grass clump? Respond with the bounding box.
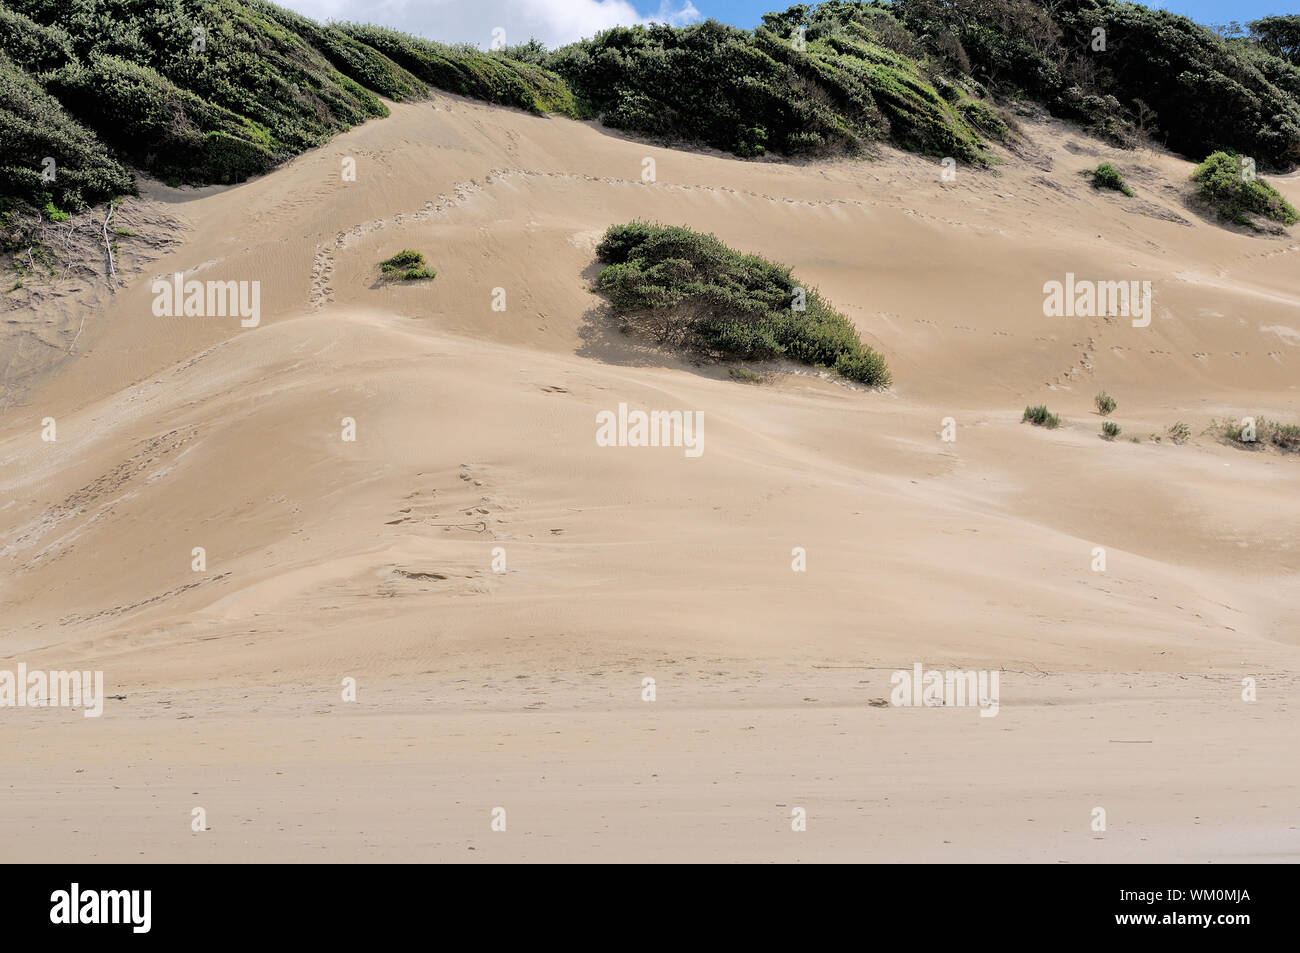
[595,222,890,387]
[1216,416,1300,452]
[1267,420,1300,452]
[380,249,435,281]
[1023,405,1060,428]
[1167,421,1191,445]
[1101,420,1121,439]
[1089,164,1133,197]
[728,366,769,385]
[1191,152,1298,228]
[1094,391,1116,416]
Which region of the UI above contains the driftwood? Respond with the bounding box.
[102,202,118,287]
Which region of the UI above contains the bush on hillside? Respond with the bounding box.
[340,25,577,116]
[1190,151,1297,226]
[896,0,1300,170]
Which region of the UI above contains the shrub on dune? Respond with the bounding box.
[1089,164,1133,197]
[380,249,435,281]
[1023,405,1060,428]
[1191,152,1298,228]
[594,221,890,387]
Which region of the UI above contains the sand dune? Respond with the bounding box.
[1,95,1297,862]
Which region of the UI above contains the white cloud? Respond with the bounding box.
[278,0,702,49]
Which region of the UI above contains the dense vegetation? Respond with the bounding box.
[0,0,574,215]
[2,0,1299,220]
[546,12,1004,163]
[1190,151,1298,227]
[595,222,891,386]
[894,1,1300,170]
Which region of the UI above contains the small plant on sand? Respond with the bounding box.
[1089,163,1133,197]
[380,249,435,281]
[1166,421,1191,445]
[1101,421,1121,439]
[1023,405,1060,428]
[1094,391,1116,416]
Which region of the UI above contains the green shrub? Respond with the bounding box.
[1023,405,1061,428]
[1167,421,1191,444]
[380,249,434,281]
[1191,151,1298,227]
[1094,391,1117,416]
[595,221,890,386]
[1101,420,1121,439]
[1090,164,1133,197]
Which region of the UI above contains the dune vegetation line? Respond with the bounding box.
[3,0,1300,224]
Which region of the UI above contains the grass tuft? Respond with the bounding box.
[1023,405,1061,428]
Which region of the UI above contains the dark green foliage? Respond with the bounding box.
[339,25,577,116]
[0,0,582,211]
[1249,16,1300,66]
[1090,162,1133,196]
[546,15,997,163]
[259,7,426,101]
[595,222,891,386]
[896,0,1300,170]
[380,249,435,281]
[0,5,74,72]
[1101,420,1120,439]
[1191,151,1297,226]
[0,51,134,211]
[45,55,275,185]
[1023,405,1061,428]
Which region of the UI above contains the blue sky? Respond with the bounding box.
[280,1,1294,51]
[691,1,1290,29]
